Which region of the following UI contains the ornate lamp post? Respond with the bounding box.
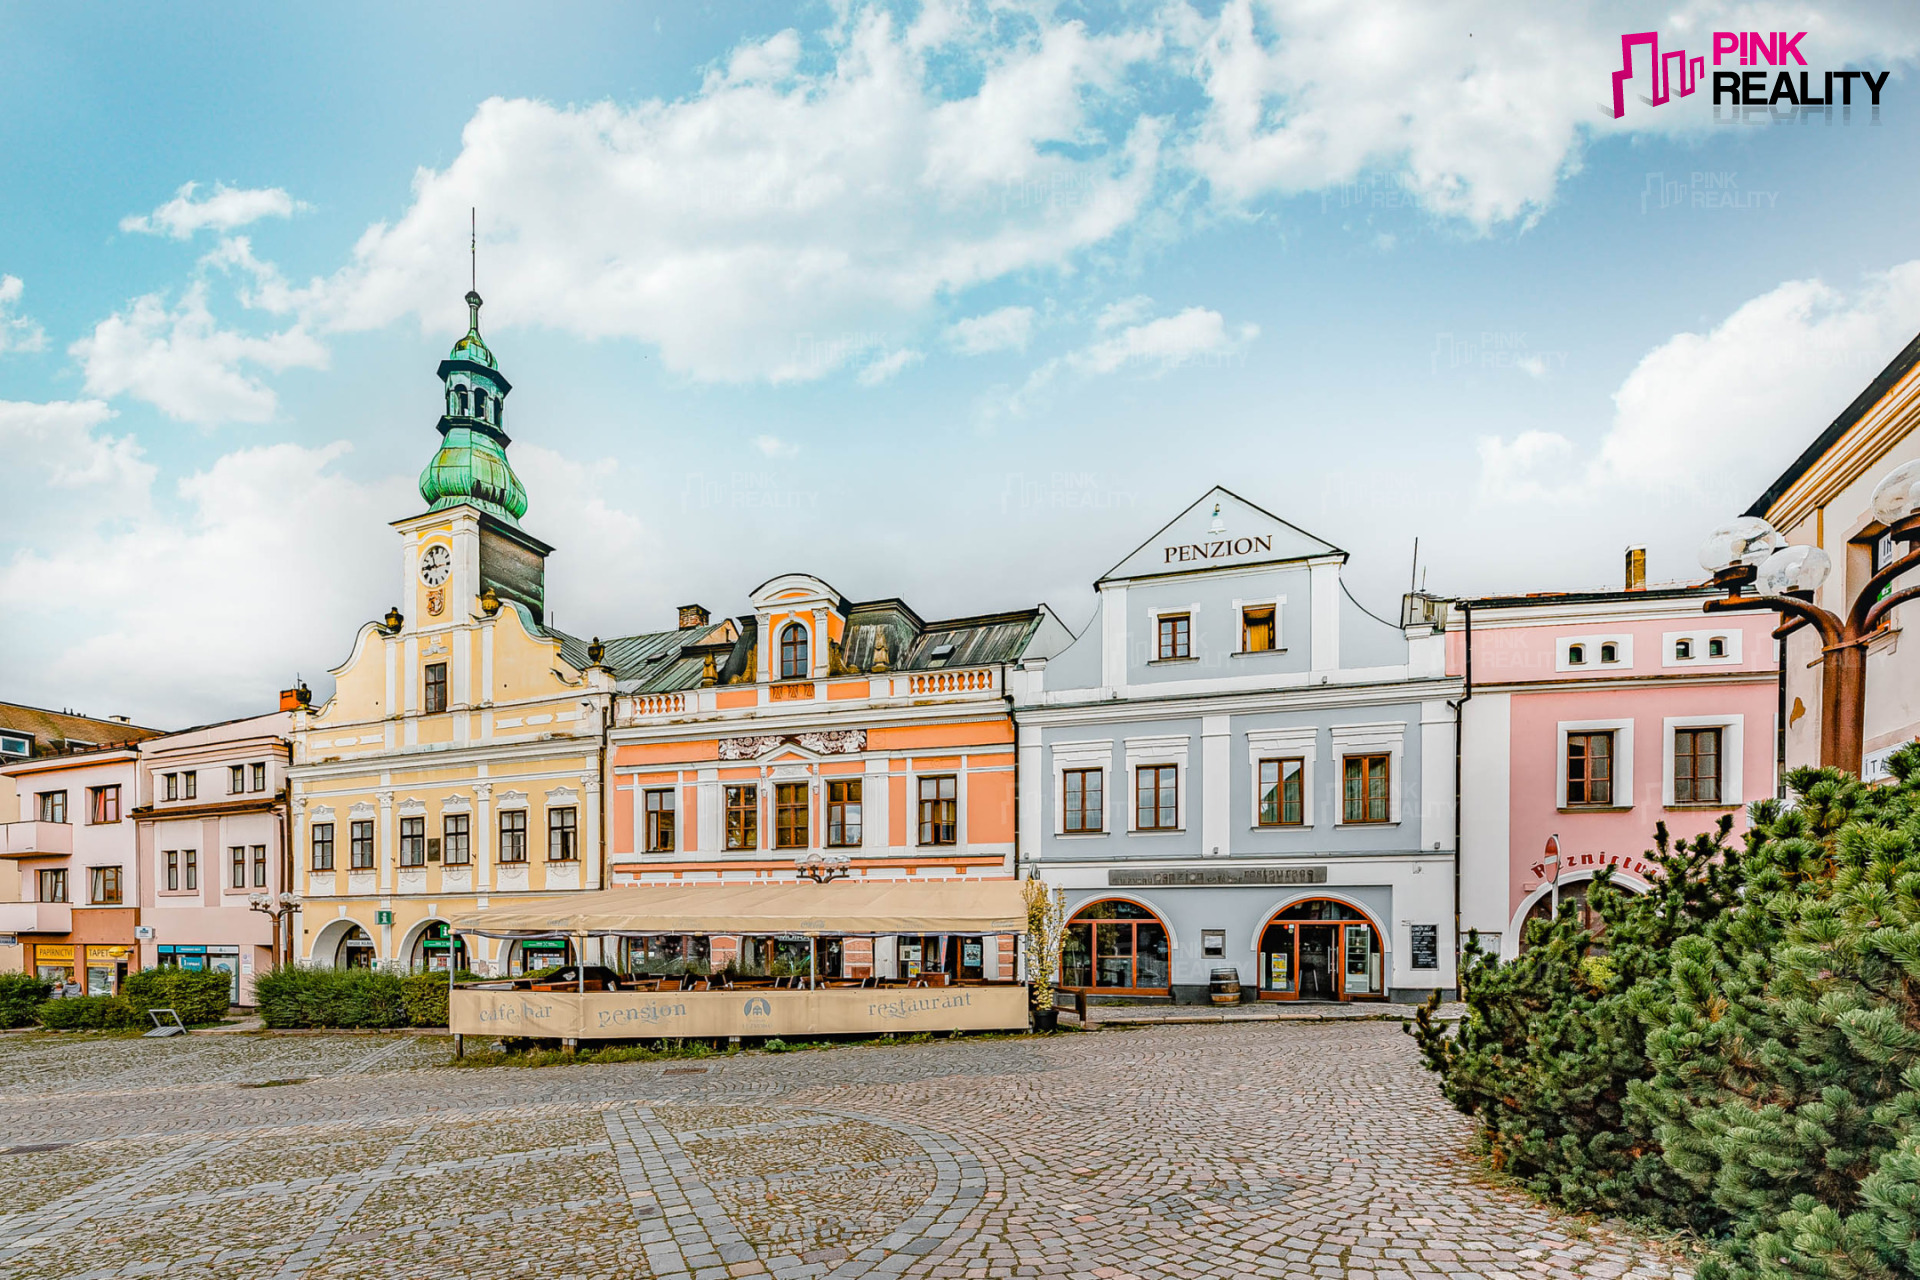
[1698,460,1920,773]
[248,891,302,969]
[795,850,851,885]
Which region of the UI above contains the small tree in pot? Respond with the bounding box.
[1024,874,1067,1031]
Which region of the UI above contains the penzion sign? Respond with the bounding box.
[1162,534,1273,565]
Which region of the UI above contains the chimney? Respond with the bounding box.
[1624,545,1647,592]
[279,685,312,712]
[677,603,710,630]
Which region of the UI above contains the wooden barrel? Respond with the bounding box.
[1209,967,1241,1005]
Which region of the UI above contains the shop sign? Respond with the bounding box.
[86,945,133,963]
[1409,924,1439,970]
[35,945,75,963]
[0,936,16,948]
[134,925,155,940]
[1109,866,1327,888]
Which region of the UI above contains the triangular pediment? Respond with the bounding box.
[1099,486,1344,585]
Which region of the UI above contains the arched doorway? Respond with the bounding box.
[1061,899,1170,994]
[1256,898,1384,1002]
[506,937,572,975]
[409,921,469,973]
[1518,875,1645,953]
[336,924,376,970]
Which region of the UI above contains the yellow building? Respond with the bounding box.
[288,290,704,974]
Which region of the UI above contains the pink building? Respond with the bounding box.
[1450,561,1778,958]
[133,711,292,1003]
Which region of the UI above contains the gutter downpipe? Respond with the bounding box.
[1450,601,1472,996]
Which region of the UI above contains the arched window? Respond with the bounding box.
[410,921,468,974]
[335,924,376,970]
[455,386,470,415]
[779,622,809,679]
[1256,898,1382,1001]
[474,389,488,420]
[1567,644,1586,665]
[1061,899,1169,992]
[1600,642,1618,664]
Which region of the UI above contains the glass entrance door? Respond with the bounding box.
[1297,925,1338,1000]
[1258,900,1384,1002]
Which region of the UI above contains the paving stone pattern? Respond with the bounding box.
[0,1024,1691,1279]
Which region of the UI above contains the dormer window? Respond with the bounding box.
[1600,643,1618,664]
[779,622,809,680]
[1567,644,1586,665]
[928,643,955,667]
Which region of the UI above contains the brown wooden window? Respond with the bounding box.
[443,814,470,865]
[1156,614,1190,660]
[184,850,197,890]
[497,811,526,863]
[779,623,809,679]
[253,845,267,887]
[726,785,758,850]
[1567,732,1614,806]
[164,773,178,801]
[1342,755,1390,824]
[311,823,334,872]
[1063,768,1103,833]
[36,791,65,823]
[645,789,675,853]
[1242,606,1276,653]
[38,869,67,903]
[351,820,376,869]
[423,662,448,713]
[91,866,122,905]
[1136,765,1178,830]
[827,779,862,847]
[399,816,426,867]
[229,846,248,888]
[89,786,120,824]
[184,770,196,799]
[1674,728,1722,804]
[251,762,267,792]
[166,850,181,890]
[547,807,578,861]
[775,782,809,849]
[1258,758,1304,826]
[918,775,957,846]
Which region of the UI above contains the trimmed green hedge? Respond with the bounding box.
[254,967,476,1029]
[0,974,52,1028]
[38,995,137,1030]
[122,968,232,1025]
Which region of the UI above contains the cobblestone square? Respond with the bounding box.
[0,1023,1691,1279]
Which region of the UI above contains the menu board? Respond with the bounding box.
[1410,924,1439,970]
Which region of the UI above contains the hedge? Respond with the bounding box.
[0,974,52,1028]
[122,968,233,1025]
[38,995,137,1030]
[254,967,477,1029]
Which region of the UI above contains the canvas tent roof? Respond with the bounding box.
[450,878,1028,939]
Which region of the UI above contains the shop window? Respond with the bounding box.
[917,775,957,846]
[38,868,67,903]
[827,779,862,847]
[36,791,65,824]
[184,850,198,890]
[1241,606,1275,653]
[1156,613,1190,660]
[166,850,180,890]
[774,783,809,849]
[424,662,448,713]
[1341,755,1390,824]
[1674,728,1722,804]
[547,807,578,861]
[311,824,335,872]
[91,866,122,905]
[1061,900,1169,991]
[399,817,426,867]
[725,785,758,851]
[253,845,267,888]
[1063,768,1103,833]
[1135,765,1178,831]
[230,846,248,888]
[1566,732,1614,806]
[1258,900,1380,1000]
[645,789,676,852]
[779,622,809,680]
[89,785,120,824]
[350,820,376,869]
[443,814,470,865]
[337,925,376,969]
[497,811,527,863]
[1258,758,1303,827]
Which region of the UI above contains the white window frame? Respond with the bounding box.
[1556,719,1635,809]
[1556,633,1633,673]
[1664,715,1743,807]
[1246,726,1317,828]
[1232,596,1286,654]
[1662,629,1742,668]
[1050,740,1113,837]
[1124,735,1190,833]
[1329,722,1406,826]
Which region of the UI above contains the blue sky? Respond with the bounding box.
[6,1,1920,724]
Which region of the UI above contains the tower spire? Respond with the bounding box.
[470,207,476,293]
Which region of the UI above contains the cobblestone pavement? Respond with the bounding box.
[0,1024,1692,1279]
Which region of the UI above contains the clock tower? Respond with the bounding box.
[396,289,552,631]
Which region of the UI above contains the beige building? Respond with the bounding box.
[1749,331,1920,777]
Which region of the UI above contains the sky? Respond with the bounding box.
[6,1,1920,727]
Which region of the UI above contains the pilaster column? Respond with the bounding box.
[474,782,494,893]
[377,790,394,894]
[583,775,602,890]
[291,794,308,899]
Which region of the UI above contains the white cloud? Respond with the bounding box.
[857,348,923,385]
[120,182,306,239]
[1095,295,1154,331]
[1069,306,1258,375]
[753,434,800,458]
[948,306,1036,355]
[70,284,328,425]
[0,276,47,353]
[312,12,1164,382]
[0,399,152,516]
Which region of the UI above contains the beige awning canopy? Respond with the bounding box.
[449,878,1028,939]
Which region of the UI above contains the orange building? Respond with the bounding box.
[606,574,1070,982]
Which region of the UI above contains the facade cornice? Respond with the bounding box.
[1468,670,1776,696]
[131,795,287,822]
[1014,677,1462,727]
[1450,594,1718,627]
[289,737,598,785]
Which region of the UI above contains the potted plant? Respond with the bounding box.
[1023,874,1067,1031]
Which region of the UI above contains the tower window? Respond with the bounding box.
[474,390,488,419]
[455,387,469,415]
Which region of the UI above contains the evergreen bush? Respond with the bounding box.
[0,974,52,1028]
[37,994,137,1030]
[121,968,233,1025]
[254,967,409,1029]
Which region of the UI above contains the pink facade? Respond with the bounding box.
[1451,586,1777,958]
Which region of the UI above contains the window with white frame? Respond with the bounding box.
[1237,598,1283,653]
[1123,736,1189,832]
[1051,740,1113,836]
[1664,716,1743,807]
[1247,727,1317,828]
[1557,720,1634,809]
[1557,634,1632,673]
[1663,630,1741,668]
[1328,723,1405,824]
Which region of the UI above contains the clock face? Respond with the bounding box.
[419,544,452,586]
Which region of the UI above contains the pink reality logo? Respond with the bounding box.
[1610,31,1888,118]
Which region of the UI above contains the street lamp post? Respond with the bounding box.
[1698,459,1920,773]
[247,892,302,969]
